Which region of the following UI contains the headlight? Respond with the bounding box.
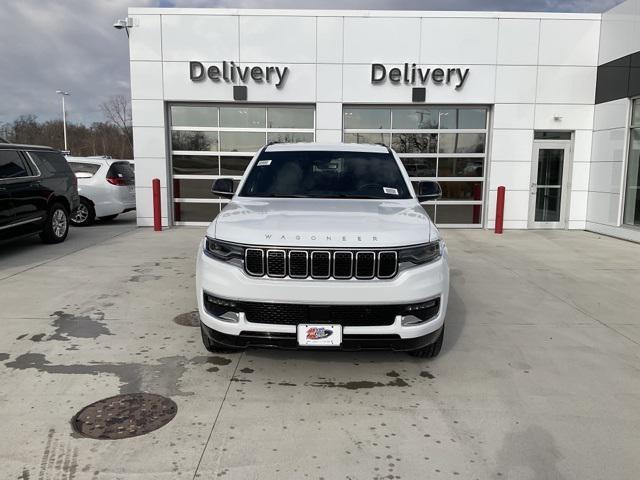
[397,241,441,266]
[204,238,244,265]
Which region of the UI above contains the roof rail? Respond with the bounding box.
[258,141,278,155]
[375,142,393,154]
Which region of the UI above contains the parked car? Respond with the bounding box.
[65,157,136,226]
[0,144,79,244]
[196,143,450,358]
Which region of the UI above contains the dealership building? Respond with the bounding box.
[127,0,640,242]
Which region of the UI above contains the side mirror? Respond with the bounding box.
[211,178,235,199]
[416,181,442,202]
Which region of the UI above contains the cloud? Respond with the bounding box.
[0,0,624,124]
[0,0,152,124]
[163,0,622,11]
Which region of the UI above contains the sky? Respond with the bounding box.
[0,0,624,125]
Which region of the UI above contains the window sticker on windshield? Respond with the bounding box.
[257,160,272,166]
[383,187,399,195]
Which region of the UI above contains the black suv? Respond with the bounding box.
[0,144,79,244]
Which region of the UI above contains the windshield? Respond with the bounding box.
[239,150,412,199]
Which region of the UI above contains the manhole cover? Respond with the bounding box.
[72,393,177,440]
[173,311,199,327]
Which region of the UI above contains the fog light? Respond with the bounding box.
[206,295,236,308]
[218,311,240,323]
[401,299,439,326]
[205,294,240,323]
[404,300,437,312]
[401,315,426,326]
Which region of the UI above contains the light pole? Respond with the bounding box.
[437,111,449,155]
[437,110,449,129]
[56,90,70,152]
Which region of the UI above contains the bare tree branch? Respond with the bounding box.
[99,95,133,148]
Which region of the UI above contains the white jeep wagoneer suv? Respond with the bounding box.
[196,143,449,358]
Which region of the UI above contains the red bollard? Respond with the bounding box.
[495,186,505,234]
[152,178,161,231]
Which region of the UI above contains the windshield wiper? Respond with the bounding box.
[320,194,380,199]
[261,194,308,198]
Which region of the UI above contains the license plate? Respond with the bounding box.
[297,324,342,347]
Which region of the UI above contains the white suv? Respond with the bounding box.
[66,157,136,226]
[196,143,449,358]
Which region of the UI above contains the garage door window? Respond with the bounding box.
[169,104,315,225]
[344,106,487,227]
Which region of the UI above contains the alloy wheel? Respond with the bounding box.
[52,209,68,238]
[73,204,89,224]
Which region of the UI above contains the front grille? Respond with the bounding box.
[266,250,286,277]
[245,249,264,276]
[333,252,353,278]
[355,252,375,279]
[243,248,399,280]
[288,251,308,278]
[378,252,397,278]
[311,251,330,278]
[204,294,441,327]
[241,302,400,326]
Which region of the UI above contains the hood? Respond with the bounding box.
[208,198,435,248]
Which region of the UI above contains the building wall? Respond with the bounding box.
[588,0,640,242]
[487,17,599,230]
[128,9,601,229]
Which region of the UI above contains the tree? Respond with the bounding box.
[0,115,133,159]
[99,95,133,148]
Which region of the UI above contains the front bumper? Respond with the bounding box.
[196,242,449,346]
[201,322,444,351]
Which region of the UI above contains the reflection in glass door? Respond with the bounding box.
[529,141,572,228]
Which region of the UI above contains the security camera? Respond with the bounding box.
[113,17,134,31]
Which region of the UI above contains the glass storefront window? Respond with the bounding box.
[455,109,487,129]
[392,133,438,153]
[439,133,486,154]
[219,132,266,152]
[267,107,314,128]
[220,106,266,128]
[392,108,439,129]
[267,132,314,143]
[171,131,218,152]
[401,158,436,177]
[624,124,640,226]
[436,204,482,225]
[631,99,640,127]
[343,132,390,145]
[170,104,315,224]
[171,106,218,127]
[440,181,483,201]
[220,156,252,175]
[172,155,219,175]
[174,202,220,223]
[173,178,215,199]
[344,108,391,129]
[343,105,488,227]
[438,158,484,177]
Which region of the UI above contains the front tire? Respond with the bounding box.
[40,203,69,244]
[407,325,444,358]
[71,199,95,227]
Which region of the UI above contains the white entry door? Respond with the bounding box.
[528,141,572,229]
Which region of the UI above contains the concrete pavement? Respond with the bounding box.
[0,225,639,479]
